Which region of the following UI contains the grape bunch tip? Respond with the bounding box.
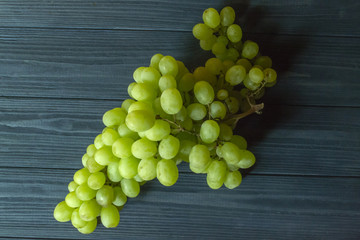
[54,6,278,234]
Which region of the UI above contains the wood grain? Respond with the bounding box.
[0,0,358,37]
[0,98,358,176]
[0,168,359,239]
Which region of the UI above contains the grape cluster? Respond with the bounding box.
[54,6,278,234]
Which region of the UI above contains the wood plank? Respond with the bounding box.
[0,28,359,106]
[0,168,359,239]
[0,98,359,176]
[0,0,358,37]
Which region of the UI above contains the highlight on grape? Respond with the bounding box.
[54,6,277,234]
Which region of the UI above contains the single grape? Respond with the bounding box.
[212,41,227,55]
[138,157,158,181]
[237,150,256,169]
[220,142,242,165]
[86,144,97,157]
[158,135,180,159]
[121,179,140,198]
[78,199,101,222]
[94,146,113,166]
[220,6,235,26]
[65,191,83,208]
[225,65,246,85]
[160,88,183,114]
[217,35,229,46]
[73,168,91,185]
[68,181,78,193]
[127,101,153,113]
[96,185,114,207]
[144,119,171,141]
[76,183,96,201]
[102,108,127,127]
[249,67,265,84]
[159,74,177,92]
[203,8,220,28]
[242,40,259,59]
[150,53,164,70]
[94,134,105,150]
[157,159,179,186]
[210,101,227,119]
[82,153,90,167]
[133,67,145,83]
[216,89,229,100]
[112,187,127,207]
[179,73,195,92]
[225,48,240,62]
[87,172,106,190]
[263,68,277,83]
[86,156,105,173]
[189,144,212,173]
[78,218,97,234]
[192,23,213,40]
[71,208,87,229]
[107,160,123,183]
[117,123,138,139]
[101,204,120,228]
[200,120,220,144]
[131,82,158,101]
[118,156,140,179]
[219,123,233,141]
[205,58,224,75]
[236,58,252,72]
[227,24,242,43]
[254,56,272,69]
[121,99,136,112]
[140,67,161,87]
[54,201,73,222]
[125,109,155,133]
[243,75,261,91]
[199,35,217,51]
[101,128,120,146]
[224,171,242,189]
[131,138,157,159]
[159,55,178,77]
[206,160,227,189]
[194,81,215,105]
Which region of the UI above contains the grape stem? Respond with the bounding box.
[161,118,199,136]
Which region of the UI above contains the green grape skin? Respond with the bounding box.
[158,135,180,160]
[225,97,240,114]
[125,109,155,133]
[220,142,243,165]
[193,81,215,105]
[76,183,97,201]
[131,138,157,159]
[121,179,140,198]
[230,135,247,150]
[87,172,106,190]
[210,101,227,119]
[160,88,183,114]
[236,58,253,72]
[131,83,157,101]
[199,35,217,51]
[133,66,146,83]
[127,101,153,113]
[94,146,113,166]
[217,35,229,46]
[159,74,177,92]
[156,159,179,187]
[254,56,272,69]
[225,65,246,85]
[78,199,101,222]
[206,160,227,189]
[65,191,83,208]
[71,208,87,229]
[200,120,220,144]
[118,156,140,179]
[193,67,217,86]
[225,48,240,62]
[242,40,259,59]
[102,108,127,127]
[107,160,123,182]
[78,218,97,234]
[121,99,136,112]
[150,53,164,70]
[192,23,213,40]
[175,106,187,121]
[159,55,178,77]
[265,79,277,88]
[117,123,138,139]
[143,119,171,141]
[216,89,229,100]
[101,204,120,228]
[211,41,227,55]
[237,150,256,169]
[73,168,91,185]
[252,65,264,71]
[263,68,277,83]
[189,144,212,173]
[82,153,89,167]
[86,144,97,157]
[176,139,196,163]
[219,123,233,141]
[205,58,224,75]
[249,67,265,84]
[224,171,242,189]
[222,60,235,73]
[68,181,78,193]
[220,6,235,26]
[127,82,136,98]
[53,201,73,222]
[112,187,127,207]
[227,24,242,43]
[101,128,120,146]
[140,67,161,87]
[96,185,114,207]
[179,73,195,92]
[86,156,105,173]
[176,60,189,80]
[203,8,220,28]
[94,134,104,150]
[243,75,261,91]
[138,157,158,181]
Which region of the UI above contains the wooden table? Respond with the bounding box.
[0,1,359,239]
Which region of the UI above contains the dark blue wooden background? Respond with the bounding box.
[0,0,359,239]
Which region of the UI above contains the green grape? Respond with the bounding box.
[101,128,120,146]
[221,141,246,165]
[206,160,227,189]
[249,67,264,84]
[121,99,136,112]
[101,204,120,228]
[210,101,227,119]
[175,106,187,121]
[118,156,140,179]
[189,144,212,173]
[212,41,226,55]
[87,172,106,190]
[86,144,97,157]
[159,55,178,77]
[140,67,161,87]
[131,83,157,101]
[194,81,215,105]
[107,160,123,182]
[94,134,104,150]
[200,120,220,144]
[220,6,235,26]
[232,40,243,51]
[225,96,240,114]
[199,35,217,51]
[65,191,83,208]
[112,187,127,207]
[203,8,220,28]
[217,35,229,46]
[76,183,96,201]
[179,73,195,92]
[78,218,97,234]
[242,40,259,59]
[138,157,158,181]
[121,179,140,198]
[160,88,183,114]
[254,56,272,69]
[54,201,73,222]
[86,156,105,173]
[224,171,242,189]
[74,168,91,185]
[176,60,189,80]
[225,65,246,85]
[243,75,261,91]
[227,24,242,43]
[222,59,235,72]
[252,64,264,71]
[68,181,78,193]
[219,123,233,141]
[144,119,171,141]
[192,23,213,40]
[205,58,224,75]
[96,185,114,207]
[176,139,196,163]
[133,174,144,183]
[158,135,180,159]
[216,89,229,100]
[117,123,138,139]
[127,82,136,98]
[82,153,89,167]
[133,66,146,83]
[193,66,217,85]
[263,68,277,83]
[150,53,164,70]
[236,58,252,72]
[71,208,87,229]
[127,101,153,113]
[265,79,277,88]
[225,48,240,62]
[125,109,155,133]
[94,146,113,166]
[159,74,177,92]
[131,138,157,159]
[237,150,256,169]
[157,159,179,186]
[102,108,127,127]
[79,199,101,222]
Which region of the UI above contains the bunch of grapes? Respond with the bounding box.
[54,6,277,234]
